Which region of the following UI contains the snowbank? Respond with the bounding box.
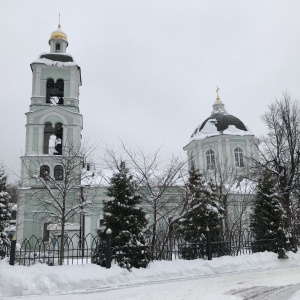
[1,251,300,297]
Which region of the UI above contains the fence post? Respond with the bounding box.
[206,226,212,261]
[277,226,286,258]
[106,228,112,269]
[9,236,17,266]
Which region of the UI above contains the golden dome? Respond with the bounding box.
[49,25,68,44]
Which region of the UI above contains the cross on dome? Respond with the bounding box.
[212,86,227,114]
[49,14,68,45]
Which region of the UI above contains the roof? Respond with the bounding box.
[192,113,248,138]
[40,53,73,62]
[31,53,77,67]
[187,94,255,144]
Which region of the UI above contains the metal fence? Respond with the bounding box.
[15,233,100,266]
[144,229,282,260]
[1,229,289,266]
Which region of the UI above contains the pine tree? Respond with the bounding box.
[0,166,11,251]
[0,166,7,193]
[92,161,150,270]
[250,170,294,258]
[178,165,224,259]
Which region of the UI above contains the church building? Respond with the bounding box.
[16,24,259,242]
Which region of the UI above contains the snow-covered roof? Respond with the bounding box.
[190,118,254,142]
[31,55,78,68]
[188,95,255,144]
[31,58,77,67]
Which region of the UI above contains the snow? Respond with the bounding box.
[32,57,78,68]
[10,204,17,211]
[2,251,300,298]
[190,120,254,142]
[223,125,253,136]
[227,178,257,194]
[4,224,15,233]
[31,52,78,68]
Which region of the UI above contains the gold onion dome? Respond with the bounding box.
[49,24,68,45]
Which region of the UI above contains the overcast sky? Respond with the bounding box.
[1,0,300,182]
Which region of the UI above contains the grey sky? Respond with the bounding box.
[1,0,300,182]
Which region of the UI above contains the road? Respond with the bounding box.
[4,266,300,300]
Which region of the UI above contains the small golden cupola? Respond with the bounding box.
[49,15,68,53]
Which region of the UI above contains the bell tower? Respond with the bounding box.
[17,23,83,240]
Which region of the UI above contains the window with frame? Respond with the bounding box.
[55,42,61,52]
[234,147,244,167]
[43,122,54,154]
[54,123,63,155]
[206,149,215,169]
[43,222,51,242]
[43,122,63,155]
[46,78,64,105]
[54,165,64,181]
[98,218,105,229]
[40,165,50,180]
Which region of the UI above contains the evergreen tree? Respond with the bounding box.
[0,166,7,193]
[250,170,295,258]
[0,166,11,252]
[178,165,224,259]
[92,161,150,270]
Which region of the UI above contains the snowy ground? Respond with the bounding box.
[2,252,300,299]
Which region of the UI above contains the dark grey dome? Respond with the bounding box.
[191,113,248,137]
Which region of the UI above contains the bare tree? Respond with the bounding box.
[254,93,300,231]
[21,144,98,265]
[201,153,258,233]
[100,143,188,258]
[225,180,256,232]
[7,181,21,205]
[205,163,257,255]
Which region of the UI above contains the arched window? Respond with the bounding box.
[55,43,61,52]
[40,165,50,180]
[234,147,244,167]
[46,79,55,103]
[54,123,63,155]
[206,149,215,169]
[56,79,64,104]
[43,122,63,155]
[54,165,63,181]
[43,122,54,154]
[46,78,64,105]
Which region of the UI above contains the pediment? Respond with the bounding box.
[26,106,82,127]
